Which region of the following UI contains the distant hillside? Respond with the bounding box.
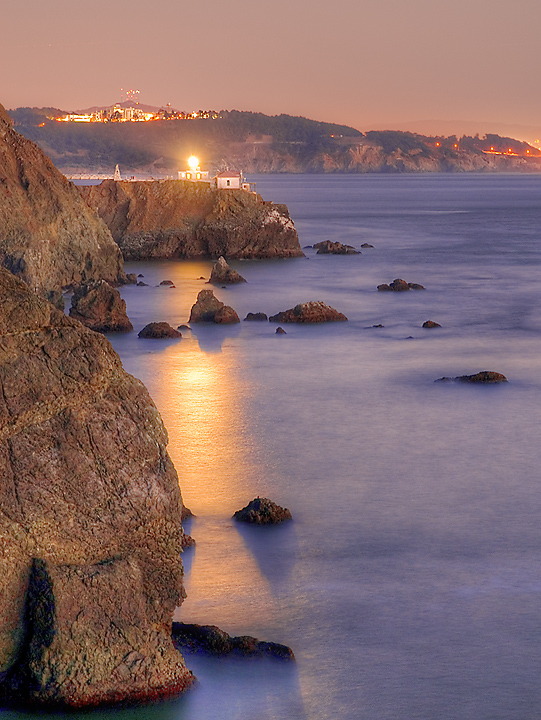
[7,107,541,174]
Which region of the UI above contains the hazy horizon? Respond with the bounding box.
[2,0,540,141]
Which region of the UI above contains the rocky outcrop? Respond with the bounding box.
[208,256,247,284]
[435,371,508,384]
[269,301,347,323]
[0,104,126,301]
[233,497,292,524]
[172,623,294,661]
[377,279,425,291]
[313,240,360,255]
[80,180,304,261]
[189,289,240,324]
[69,280,133,333]
[244,312,268,321]
[138,322,182,339]
[0,267,193,707]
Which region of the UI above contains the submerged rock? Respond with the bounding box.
[269,301,347,323]
[377,279,425,291]
[69,280,133,333]
[361,243,374,248]
[0,267,193,707]
[276,327,287,334]
[435,371,508,384]
[208,256,247,284]
[138,322,182,339]
[189,289,240,324]
[423,320,441,328]
[171,623,294,661]
[0,103,126,299]
[313,240,360,255]
[233,497,292,524]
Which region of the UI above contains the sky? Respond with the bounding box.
[2,0,541,137]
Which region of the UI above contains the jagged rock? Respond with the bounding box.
[189,289,239,324]
[208,256,247,284]
[171,623,294,661]
[69,280,133,333]
[126,273,137,284]
[233,497,292,524]
[0,104,126,299]
[361,243,374,248]
[79,180,304,260]
[313,240,360,255]
[435,371,508,384]
[423,320,441,328]
[377,279,425,291]
[269,301,347,323]
[138,322,182,339]
[244,312,268,321]
[0,267,193,707]
[276,327,287,334]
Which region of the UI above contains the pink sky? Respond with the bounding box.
[2,0,540,137]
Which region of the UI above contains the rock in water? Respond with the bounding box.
[313,240,360,255]
[269,301,347,323]
[69,280,133,333]
[0,104,126,300]
[422,320,441,328]
[233,497,292,524]
[208,256,247,284]
[79,180,304,260]
[244,312,268,321]
[189,289,240,324]
[377,279,425,291]
[138,322,182,339]
[435,371,508,384]
[0,267,193,707]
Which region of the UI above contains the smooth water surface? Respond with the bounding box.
[11,174,541,720]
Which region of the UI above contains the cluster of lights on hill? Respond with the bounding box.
[58,106,221,123]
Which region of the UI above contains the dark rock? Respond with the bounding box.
[198,276,206,280]
[0,267,193,707]
[189,289,240,324]
[276,327,287,334]
[171,623,295,661]
[303,245,313,249]
[126,273,137,284]
[369,324,384,328]
[79,180,304,261]
[377,278,425,291]
[137,273,144,277]
[160,280,175,286]
[138,322,182,339]
[313,240,360,255]
[361,243,375,248]
[0,104,126,299]
[208,256,247,284]
[69,280,133,333]
[178,324,191,331]
[269,301,347,323]
[436,371,508,384]
[423,320,441,328]
[137,281,149,286]
[233,497,292,524]
[244,312,268,321]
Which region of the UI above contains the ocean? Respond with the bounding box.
[9,173,541,720]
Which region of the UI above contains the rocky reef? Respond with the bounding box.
[435,371,508,384]
[80,180,304,261]
[0,267,193,708]
[269,301,348,323]
[233,498,292,525]
[0,103,126,302]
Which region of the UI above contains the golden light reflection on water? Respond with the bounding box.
[148,332,262,516]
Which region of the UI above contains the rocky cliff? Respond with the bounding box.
[0,267,193,707]
[0,103,125,302]
[80,180,303,260]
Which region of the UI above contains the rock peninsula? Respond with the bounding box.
[0,267,193,707]
[79,180,304,261]
[0,103,126,303]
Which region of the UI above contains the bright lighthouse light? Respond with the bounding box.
[188,155,199,170]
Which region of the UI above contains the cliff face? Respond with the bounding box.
[0,103,125,301]
[0,267,192,707]
[80,180,303,260]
